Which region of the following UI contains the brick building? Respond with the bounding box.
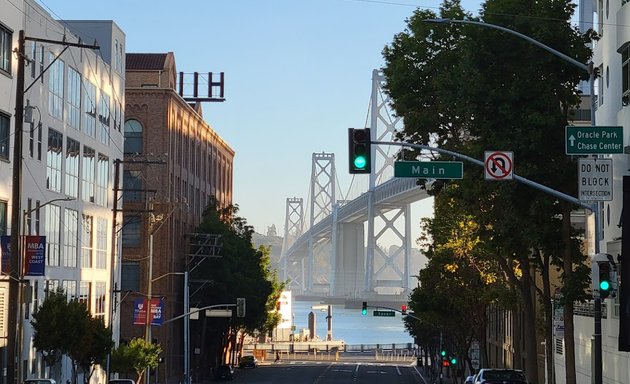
[120,52,233,384]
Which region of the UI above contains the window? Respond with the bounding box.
[45,204,61,266]
[65,137,79,198]
[121,262,139,291]
[63,208,78,268]
[95,217,107,269]
[94,282,106,319]
[114,101,122,132]
[61,280,77,300]
[45,280,59,298]
[0,23,11,74]
[67,67,81,130]
[0,112,9,159]
[46,129,63,193]
[122,215,141,247]
[99,92,110,145]
[0,200,6,235]
[96,153,109,206]
[622,44,630,96]
[48,53,64,120]
[123,170,142,202]
[84,81,96,137]
[79,281,91,310]
[124,119,143,154]
[598,64,604,106]
[30,42,36,78]
[81,214,93,268]
[82,146,95,203]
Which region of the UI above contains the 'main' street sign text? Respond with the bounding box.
[394,161,463,179]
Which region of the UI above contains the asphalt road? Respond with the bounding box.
[227,361,430,383]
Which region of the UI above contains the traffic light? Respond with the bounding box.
[236,297,246,317]
[450,356,457,365]
[598,261,612,299]
[592,253,617,299]
[348,128,371,174]
[361,301,368,316]
[440,349,446,358]
[401,305,407,315]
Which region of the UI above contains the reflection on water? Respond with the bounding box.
[292,301,412,345]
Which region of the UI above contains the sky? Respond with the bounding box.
[35,0,485,238]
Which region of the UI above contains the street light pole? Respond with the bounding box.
[424,17,599,384]
[150,271,190,384]
[18,197,74,383]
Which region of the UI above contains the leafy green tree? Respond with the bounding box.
[110,338,161,384]
[383,0,590,382]
[31,290,113,384]
[189,198,284,374]
[69,316,113,384]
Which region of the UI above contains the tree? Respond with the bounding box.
[110,338,161,384]
[188,197,284,376]
[382,0,591,382]
[31,290,113,384]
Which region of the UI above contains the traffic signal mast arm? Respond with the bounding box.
[164,303,237,324]
[373,141,593,212]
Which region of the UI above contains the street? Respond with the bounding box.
[225,361,427,383]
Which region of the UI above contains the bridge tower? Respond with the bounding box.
[281,198,304,291]
[307,153,336,292]
[365,69,412,295]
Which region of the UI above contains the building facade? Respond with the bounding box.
[120,52,233,384]
[550,0,630,383]
[0,1,126,383]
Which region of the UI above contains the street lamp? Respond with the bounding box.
[424,17,601,384]
[18,196,74,383]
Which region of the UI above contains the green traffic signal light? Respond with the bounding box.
[598,261,612,298]
[348,128,371,174]
[440,350,446,357]
[450,357,457,365]
[353,155,367,170]
[361,301,368,316]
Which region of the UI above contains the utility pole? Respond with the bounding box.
[9,31,98,384]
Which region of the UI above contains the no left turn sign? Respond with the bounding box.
[484,151,514,180]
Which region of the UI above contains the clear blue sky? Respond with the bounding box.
[36,0,484,235]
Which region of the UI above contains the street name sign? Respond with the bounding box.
[565,126,623,155]
[206,309,232,318]
[578,158,613,201]
[394,161,463,179]
[373,310,395,317]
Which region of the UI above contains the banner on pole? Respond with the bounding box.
[133,298,164,326]
[24,236,46,276]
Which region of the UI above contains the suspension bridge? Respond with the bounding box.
[279,69,434,306]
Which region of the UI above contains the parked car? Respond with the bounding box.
[239,355,258,368]
[214,365,234,381]
[474,368,527,384]
[465,375,476,384]
[24,380,56,384]
[108,380,135,384]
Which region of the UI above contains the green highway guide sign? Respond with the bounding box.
[373,310,395,317]
[565,126,623,155]
[394,161,463,179]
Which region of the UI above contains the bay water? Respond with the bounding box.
[292,301,412,345]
